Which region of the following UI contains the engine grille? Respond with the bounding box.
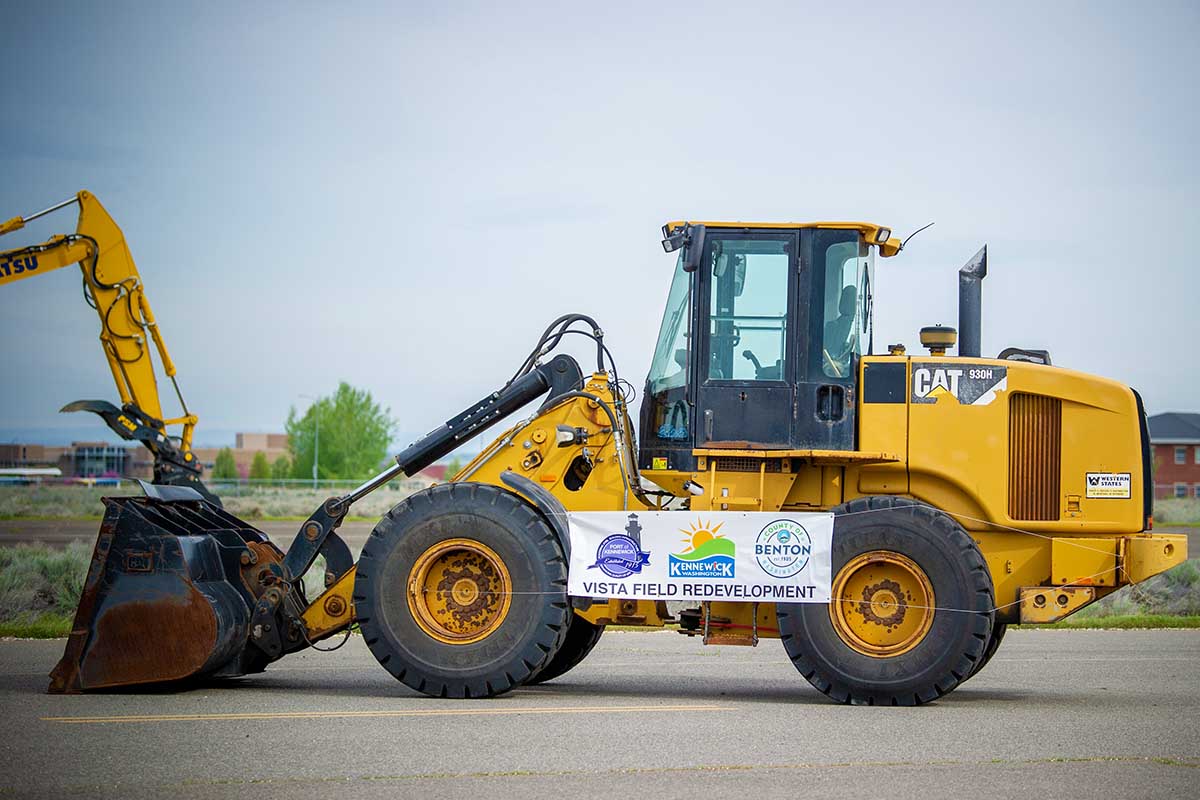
[715,457,782,473]
[1008,393,1062,521]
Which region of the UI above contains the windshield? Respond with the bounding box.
[816,231,873,379]
[647,252,690,393]
[643,253,693,444]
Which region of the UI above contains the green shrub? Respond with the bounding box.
[1080,559,1200,617]
[271,455,291,482]
[1154,498,1200,525]
[248,451,271,481]
[213,447,239,480]
[0,541,91,622]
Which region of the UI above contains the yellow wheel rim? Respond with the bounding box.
[407,538,512,645]
[829,550,935,658]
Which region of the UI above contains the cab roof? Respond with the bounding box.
[662,220,902,257]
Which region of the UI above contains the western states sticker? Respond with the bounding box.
[1086,472,1131,499]
[568,510,834,603]
[911,363,1007,405]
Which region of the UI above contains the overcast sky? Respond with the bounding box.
[2,1,1197,448]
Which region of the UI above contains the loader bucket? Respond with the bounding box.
[49,488,281,693]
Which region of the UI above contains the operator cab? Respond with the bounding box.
[639,221,900,473]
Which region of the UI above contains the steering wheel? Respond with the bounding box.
[743,349,782,381]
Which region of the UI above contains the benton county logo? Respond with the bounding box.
[588,525,651,580]
[669,520,735,579]
[755,520,812,578]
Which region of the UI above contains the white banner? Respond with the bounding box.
[567,511,834,604]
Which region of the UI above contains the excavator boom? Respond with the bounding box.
[1,191,213,501]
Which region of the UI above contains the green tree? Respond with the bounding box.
[212,447,238,480]
[444,457,462,481]
[286,382,396,480]
[271,455,291,483]
[249,451,271,481]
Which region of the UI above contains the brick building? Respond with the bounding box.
[0,442,135,478]
[190,433,291,479]
[1149,412,1200,499]
[2,433,290,480]
[0,444,68,470]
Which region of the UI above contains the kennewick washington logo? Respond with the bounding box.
[668,520,735,578]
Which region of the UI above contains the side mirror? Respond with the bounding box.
[661,230,688,253]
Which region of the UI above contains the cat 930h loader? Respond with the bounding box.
[41,218,1186,705]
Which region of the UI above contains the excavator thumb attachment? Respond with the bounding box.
[61,399,220,505]
[49,483,282,693]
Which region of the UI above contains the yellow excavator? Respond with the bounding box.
[10,198,1184,704]
[0,192,216,502]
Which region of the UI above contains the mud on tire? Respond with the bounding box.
[354,482,570,698]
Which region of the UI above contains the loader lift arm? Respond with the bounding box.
[0,191,215,502]
[48,349,593,690]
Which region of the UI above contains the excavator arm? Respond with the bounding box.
[0,191,215,502]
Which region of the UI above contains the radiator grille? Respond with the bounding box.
[1008,393,1062,521]
[715,457,782,473]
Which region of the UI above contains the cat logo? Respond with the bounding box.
[910,363,1008,406]
[912,367,963,399]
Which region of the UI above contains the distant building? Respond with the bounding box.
[68,442,131,478]
[0,442,126,478]
[1148,412,1200,499]
[1,432,291,480]
[418,464,448,482]
[192,433,290,479]
[0,444,69,469]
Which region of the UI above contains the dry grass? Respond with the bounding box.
[0,541,90,626]
[0,480,433,521]
[1154,498,1200,525]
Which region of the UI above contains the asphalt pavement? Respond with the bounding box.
[0,629,1196,799]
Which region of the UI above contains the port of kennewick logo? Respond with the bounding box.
[588,534,651,579]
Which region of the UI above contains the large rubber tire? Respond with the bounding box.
[776,496,994,706]
[354,483,570,698]
[525,613,604,684]
[960,620,1006,684]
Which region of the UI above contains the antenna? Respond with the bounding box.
[899,221,935,252]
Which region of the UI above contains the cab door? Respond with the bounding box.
[694,230,798,447]
[791,228,865,450]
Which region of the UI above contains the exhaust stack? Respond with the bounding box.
[958,245,987,358]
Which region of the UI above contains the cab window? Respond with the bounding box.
[704,235,792,382]
[815,231,869,379]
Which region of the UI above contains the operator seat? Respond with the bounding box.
[823,285,858,360]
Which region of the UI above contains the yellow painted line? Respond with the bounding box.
[42,703,727,725]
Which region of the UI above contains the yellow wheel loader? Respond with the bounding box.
[10,205,1184,704]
